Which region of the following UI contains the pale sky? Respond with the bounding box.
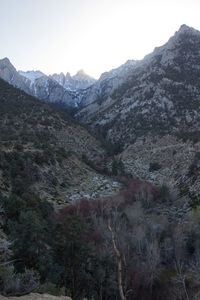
[0,0,200,78]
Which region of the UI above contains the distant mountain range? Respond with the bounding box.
[1,24,200,299]
[50,69,96,90]
[1,24,200,198]
[1,24,200,118]
[0,59,96,108]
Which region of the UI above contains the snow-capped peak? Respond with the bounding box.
[19,70,45,84]
[51,70,96,91]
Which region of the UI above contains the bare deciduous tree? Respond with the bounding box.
[108,219,126,300]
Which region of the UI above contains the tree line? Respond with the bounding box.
[0,178,200,299]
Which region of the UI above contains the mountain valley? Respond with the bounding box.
[1,24,200,300]
[0,78,121,204]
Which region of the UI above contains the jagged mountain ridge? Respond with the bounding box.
[0,60,96,108]
[19,70,45,83]
[0,59,78,107]
[0,58,31,95]
[0,57,140,110]
[77,59,137,109]
[51,69,96,90]
[19,69,96,91]
[75,24,200,198]
[77,25,200,145]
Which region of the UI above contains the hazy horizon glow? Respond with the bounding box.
[1,0,200,78]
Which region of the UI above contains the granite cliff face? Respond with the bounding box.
[76,25,200,197]
[0,59,76,107]
[76,60,137,108]
[0,58,30,94]
[77,25,200,145]
[51,69,96,91]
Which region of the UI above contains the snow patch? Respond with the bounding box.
[19,70,45,84]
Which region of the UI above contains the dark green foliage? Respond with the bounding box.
[0,78,74,198]
[188,152,200,177]
[190,195,200,208]
[0,267,39,296]
[111,158,125,175]
[179,185,190,198]
[159,184,170,201]
[98,137,124,156]
[175,130,200,143]
[1,195,55,282]
[2,179,200,299]
[54,215,94,299]
[149,162,162,172]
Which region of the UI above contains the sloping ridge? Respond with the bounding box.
[0,58,78,108]
[76,25,200,198]
[77,24,200,145]
[0,78,121,203]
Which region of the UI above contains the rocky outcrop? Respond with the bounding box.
[118,134,200,195]
[0,58,30,94]
[51,69,96,91]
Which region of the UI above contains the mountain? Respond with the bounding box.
[0,58,30,94]
[0,78,121,203]
[51,69,96,90]
[18,70,45,84]
[2,24,200,299]
[1,25,200,198]
[77,60,137,108]
[0,57,133,110]
[77,25,200,142]
[18,68,77,107]
[76,24,200,197]
[0,60,81,107]
[23,73,76,106]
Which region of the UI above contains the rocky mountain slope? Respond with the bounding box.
[1,25,200,199]
[76,60,137,109]
[77,25,200,142]
[0,59,83,107]
[0,58,31,94]
[76,24,200,197]
[0,78,121,203]
[2,24,200,300]
[119,135,200,197]
[0,57,137,110]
